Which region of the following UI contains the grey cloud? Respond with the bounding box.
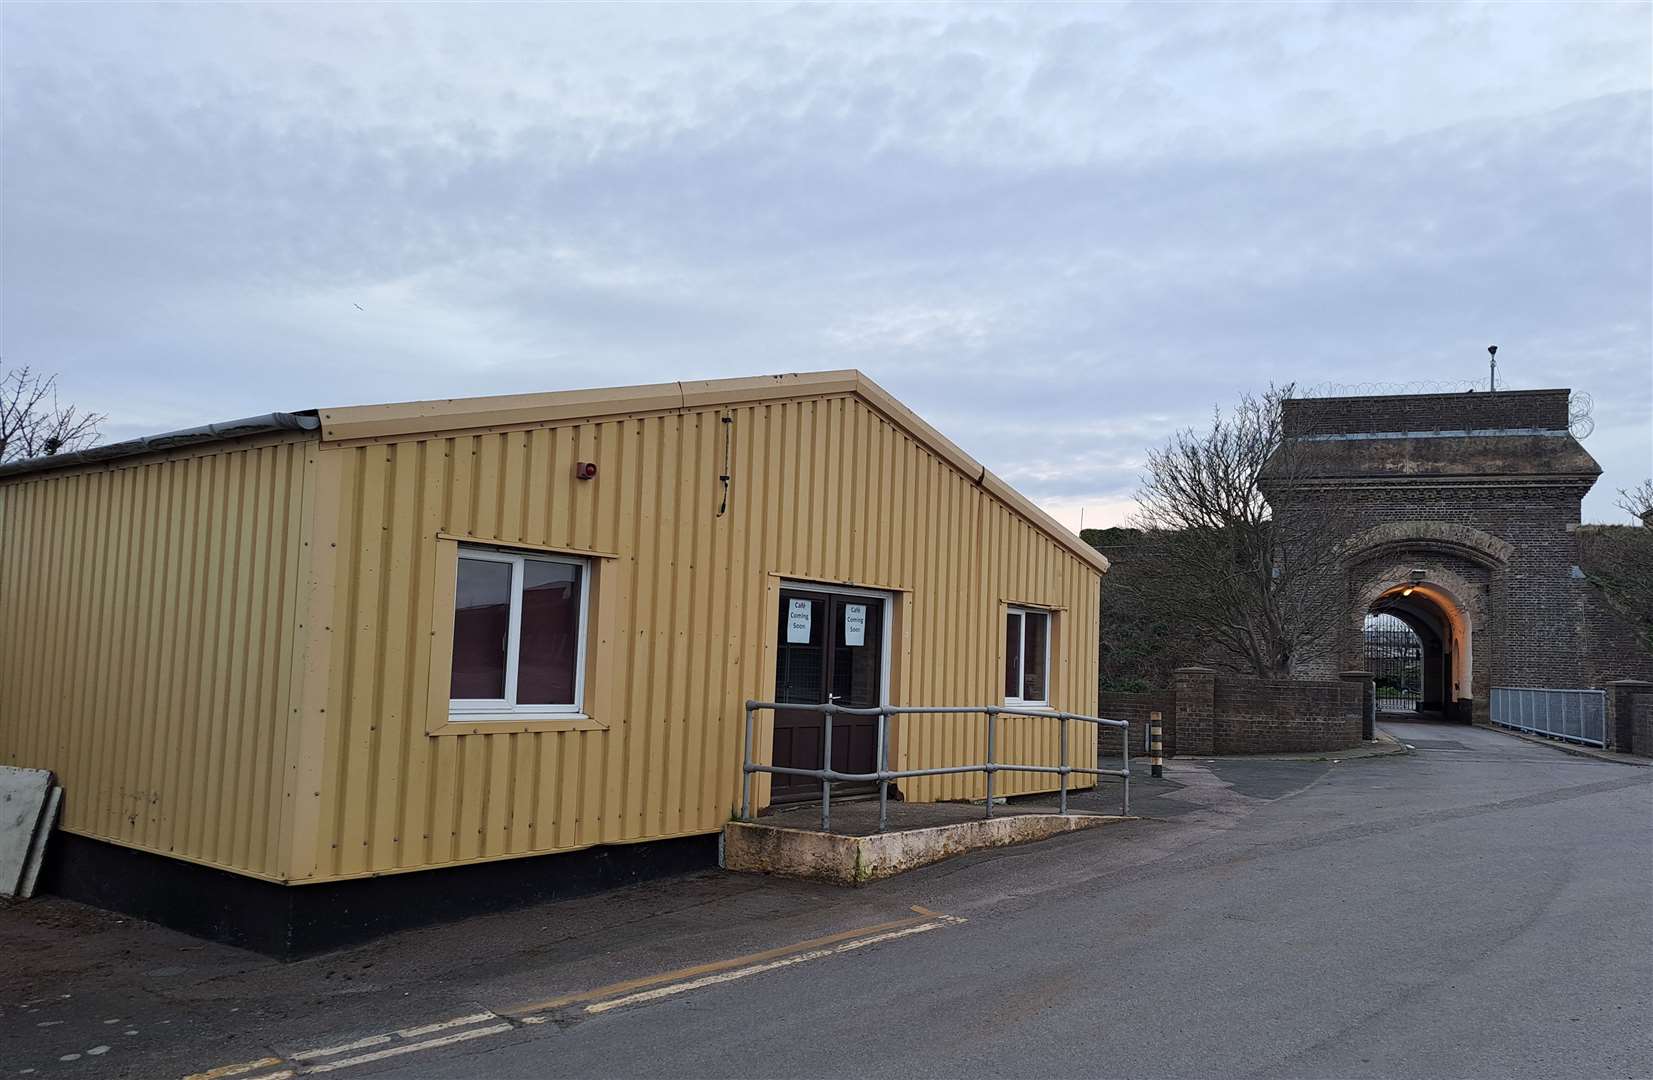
[2,2,1648,523]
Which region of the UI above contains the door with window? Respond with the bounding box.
[770,588,884,802]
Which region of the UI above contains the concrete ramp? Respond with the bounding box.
[722,811,1124,885]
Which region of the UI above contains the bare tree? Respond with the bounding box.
[1618,479,1653,524]
[0,365,105,465]
[1120,385,1350,678]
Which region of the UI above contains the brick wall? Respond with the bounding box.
[1607,681,1653,756]
[1284,484,1598,695]
[1287,490,1650,702]
[1093,673,1363,757]
[1282,389,1570,437]
[1096,691,1176,756]
[1634,696,1653,759]
[1212,675,1364,754]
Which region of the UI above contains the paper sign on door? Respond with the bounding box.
[787,598,813,643]
[844,603,867,647]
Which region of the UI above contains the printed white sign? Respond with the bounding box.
[843,603,867,647]
[787,598,813,644]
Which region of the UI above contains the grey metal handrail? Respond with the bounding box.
[1490,686,1607,747]
[740,701,1132,832]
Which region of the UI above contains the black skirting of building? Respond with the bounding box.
[39,830,720,959]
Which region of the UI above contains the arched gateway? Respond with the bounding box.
[1261,388,1606,725]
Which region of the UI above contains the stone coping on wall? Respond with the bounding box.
[1172,731,1409,763]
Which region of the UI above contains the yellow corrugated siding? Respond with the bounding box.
[0,437,313,880]
[0,387,1100,887]
[299,395,1100,882]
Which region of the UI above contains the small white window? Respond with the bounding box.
[449,546,590,718]
[1004,606,1051,706]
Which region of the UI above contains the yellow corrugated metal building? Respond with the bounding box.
[0,370,1105,945]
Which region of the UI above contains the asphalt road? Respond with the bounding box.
[401,721,1652,1079]
[6,720,1650,1079]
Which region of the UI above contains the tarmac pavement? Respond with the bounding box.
[3,717,1648,1079]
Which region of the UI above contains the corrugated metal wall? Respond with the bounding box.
[0,389,1100,886]
[0,436,313,880]
[299,394,1099,882]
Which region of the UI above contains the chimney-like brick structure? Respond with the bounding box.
[1257,387,1653,716]
[1340,671,1377,740]
[1606,680,1653,754]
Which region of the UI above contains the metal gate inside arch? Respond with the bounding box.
[1364,613,1422,712]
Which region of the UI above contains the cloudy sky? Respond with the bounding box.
[3,2,1649,525]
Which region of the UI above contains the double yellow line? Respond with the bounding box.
[182,905,961,1080]
[504,905,961,1019]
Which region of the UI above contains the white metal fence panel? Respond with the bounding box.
[1490,687,1606,747]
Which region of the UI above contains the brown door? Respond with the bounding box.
[771,589,884,803]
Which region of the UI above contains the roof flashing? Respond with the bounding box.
[0,411,320,480]
[0,371,1105,574]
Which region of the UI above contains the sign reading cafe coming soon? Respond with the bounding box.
[844,603,866,647]
[787,598,812,644]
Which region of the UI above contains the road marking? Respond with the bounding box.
[290,1034,391,1062]
[395,1012,499,1039]
[585,920,950,1014]
[910,905,955,920]
[181,907,963,1078]
[504,906,955,1018]
[303,1024,513,1073]
[183,1059,283,1080]
[293,1011,500,1062]
[188,1012,508,1080]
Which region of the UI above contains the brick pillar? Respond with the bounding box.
[1606,680,1653,753]
[1173,667,1216,756]
[1340,671,1377,740]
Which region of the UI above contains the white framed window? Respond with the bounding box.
[449,545,590,718]
[1004,606,1051,706]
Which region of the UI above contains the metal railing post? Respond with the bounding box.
[741,702,754,820]
[822,704,833,833]
[1121,723,1131,817]
[737,701,1136,831]
[984,707,997,820]
[877,709,889,833]
[1058,715,1069,815]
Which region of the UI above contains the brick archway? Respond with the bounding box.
[1344,521,1513,571]
[1263,387,1606,722]
[1354,573,1478,722]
